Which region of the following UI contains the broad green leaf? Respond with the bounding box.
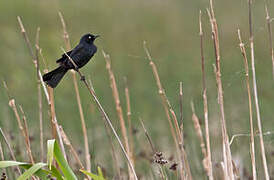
[47,139,77,180]
[17,162,47,180]
[0,161,26,168]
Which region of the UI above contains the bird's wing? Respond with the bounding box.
[56,50,73,63]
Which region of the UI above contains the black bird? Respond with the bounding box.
[43,33,99,88]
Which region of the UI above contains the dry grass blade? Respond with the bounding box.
[0,128,22,175]
[102,50,135,179]
[58,11,91,173]
[237,29,256,180]
[124,77,135,167]
[62,49,138,180]
[8,99,34,164]
[191,101,209,175]
[265,5,274,79]
[208,1,234,178]
[19,105,35,165]
[199,10,213,180]
[248,1,269,179]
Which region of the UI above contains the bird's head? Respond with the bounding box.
[80,33,100,44]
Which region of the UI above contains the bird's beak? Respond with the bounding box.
[95,35,100,39]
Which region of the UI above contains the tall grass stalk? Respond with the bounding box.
[208,0,234,178]
[199,10,213,180]
[237,29,256,180]
[248,1,269,179]
[58,12,91,174]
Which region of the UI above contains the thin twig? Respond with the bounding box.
[237,29,256,180]
[199,10,213,180]
[248,1,269,179]
[139,118,165,180]
[230,131,274,145]
[58,12,91,173]
[0,128,21,175]
[62,48,138,180]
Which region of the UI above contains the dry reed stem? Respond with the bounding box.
[190,101,210,175]
[19,105,35,165]
[0,128,21,175]
[208,1,234,178]
[265,5,274,79]
[17,16,49,101]
[59,126,84,169]
[89,79,121,178]
[179,82,183,128]
[62,49,138,180]
[124,77,135,166]
[102,51,135,180]
[8,100,34,164]
[17,16,67,158]
[230,131,274,145]
[248,1,269,179]
[34,27,44,162]
[143,41,192,180]
[139,119,156,153]
[237,29,256,180]
[48,87,67,161]
[199,10,213,180]
[58,12,91,173]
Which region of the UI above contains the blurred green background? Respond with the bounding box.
[0,0,274,178]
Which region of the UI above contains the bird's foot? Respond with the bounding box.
[80,75,86,81]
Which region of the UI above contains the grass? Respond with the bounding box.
[0,0,274,179]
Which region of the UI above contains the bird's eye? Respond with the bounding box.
[88,36,91,39]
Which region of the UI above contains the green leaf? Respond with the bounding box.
[43,165,64,180]
[0,161,26,168]
[47,139,77,180]
[80,169,105,180]
[17,162,47,180]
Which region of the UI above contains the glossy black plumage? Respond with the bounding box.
[43,33,98,88]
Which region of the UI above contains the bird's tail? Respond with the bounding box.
[43,66,68,88]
